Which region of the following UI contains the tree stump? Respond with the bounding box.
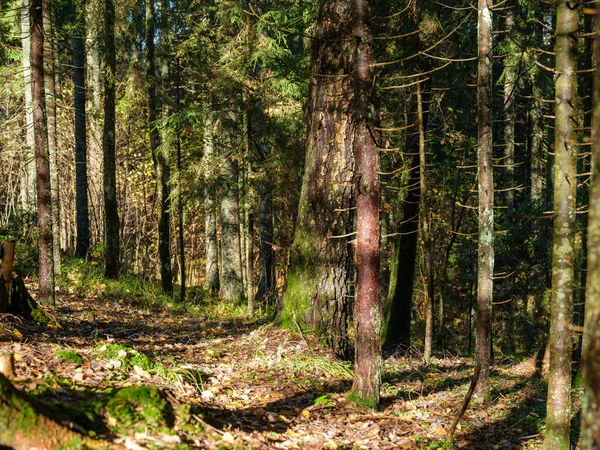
[0,351,15,378]
[0,240,48,323]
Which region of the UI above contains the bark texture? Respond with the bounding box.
[203,115,220,293]
[31,0,55,306]
[102,0,120,279]
[21,0,36,211]
[279,0,355,357]
[544,2,578,449]
[474,0,494,401]
[73,1,90,259]
[349,0,381,410]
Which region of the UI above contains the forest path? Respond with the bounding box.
[2,270,551,449]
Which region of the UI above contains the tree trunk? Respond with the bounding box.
[503,8,516,217]
[544,1,578,449]
[73,0,90,260]
[21,0,36,212]
[349,0,381,410]
[257,180,275,304]
[146,0,173,295]
[31,0,55,306]
[580,5,600,446]
[102,0,120,279]
[474,0,494,401]
[219,123,244,304]
[43,0,60,272]
[203,113,219,294]
[175,58,185,302]
[278,0,355,358]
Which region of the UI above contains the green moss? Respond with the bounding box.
[348,389,379,410]
[55,349,84,365]
[96,343,154,373]
[105,386,173,434]
[278,265,316,330]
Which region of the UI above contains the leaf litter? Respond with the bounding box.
[0,279,561,449]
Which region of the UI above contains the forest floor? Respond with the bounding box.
[0,261,578,449]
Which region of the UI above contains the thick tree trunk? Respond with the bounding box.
[73,2,90,260]
[31,0,55,306]
[349,0,381,409]
[146,0,173,295]
[544,2,578,449]
[102,0,120,279]
[278,0,355,357]
[219,124,244,304]
[21,0,36,212]
[203,114,219,294]
[474,0,494,401]
[580,5,600,446]
[257,180,275,304]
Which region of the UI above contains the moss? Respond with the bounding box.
[55,349,84,365]
[348,389,379,411]
[96,343,154,373]
[105,386,173,434]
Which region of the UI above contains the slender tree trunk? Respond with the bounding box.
[31,0,54,305]
[246,212,254,314]
[175,59,185,302]
[43,0,60,272]
[219,122,244,304]
[146,0,173,295]
[503,8,516,217]
[349,0,380,409]
[203,113,219,294]
[21,0,36,212]
[102,0,119,279]
[544,1,579,448]
[278,0,355,357]
[257,180,275,304]
[474,0,494,401]
[580,5,600,446]
[419,80,434,363]
[73,0,89,259]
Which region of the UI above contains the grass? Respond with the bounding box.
[54,349,84,365]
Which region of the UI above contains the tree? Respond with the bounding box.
[474,0,494,401]
[349,0,381,409]
[20,0,35,212]
[146,0,173,295]
[102,0,120,279]
[31,0,54,305]
[544,1,579,448]
[203,112,220,294]
[278,0,356,357]
[72,0,90,259]
[580,4,600,447]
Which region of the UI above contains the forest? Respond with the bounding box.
[0,0,600,448]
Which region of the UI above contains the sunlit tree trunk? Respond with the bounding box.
[278,0,355,357]
[203,113,219,294]
[21,0,35,211]
[349,0,381,409]
[43,0,60,271]
[580,4,600,446]
[102,0,120,279]
[544,1,579,449]
[73,0,90,259]
[257,180,275,304]
[31,0,54,305]
[474,0,494,401]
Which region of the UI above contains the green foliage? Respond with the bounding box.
[54,349,84,365]
[95,343,154,373]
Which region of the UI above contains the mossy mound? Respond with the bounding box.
[105,386,174,434]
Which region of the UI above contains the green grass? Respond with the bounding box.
[54,349,84,365]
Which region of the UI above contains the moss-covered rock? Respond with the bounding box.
[105,386,174,434]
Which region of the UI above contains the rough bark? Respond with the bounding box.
[21,0,36,212]
[219,123,244,305]
[175,59,185,302]
[203,114,219,294]
[102,0,120,279]
[73,1,90,260]
[349,0,381,410]
[543,2,578,449]
[278,0,355,357]
[503,8,516,217]
[146,0,173,295]
[31,0,55,306]
[581,8,600,446]
[474,0,494,401]
[257,180,276,304]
